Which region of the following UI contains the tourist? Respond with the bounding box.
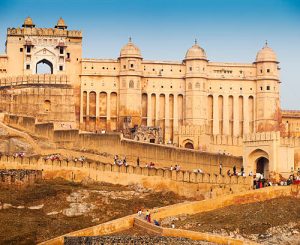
[154,220,160,226]
[249,171,253,176]
[145,210,151,223]
[227,169,231,176]
[170,165,173,171]
[233,165,236,175]
[137,209,142,216]
[176,165,181,171]
[137,157,140,167]
[171,223,175,229]
[219,162,222,175]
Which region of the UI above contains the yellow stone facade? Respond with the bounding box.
[1,18,300,177]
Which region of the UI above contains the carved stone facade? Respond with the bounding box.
[0,17,300,177]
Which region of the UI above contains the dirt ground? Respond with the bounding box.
[170,196,300,244]
[0,178,191,244]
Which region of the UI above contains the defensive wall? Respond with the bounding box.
[39,185,299,245]
[0,155,251,199]
[0,169,42,187]
[3,113,243,172]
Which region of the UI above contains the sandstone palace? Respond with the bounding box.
[0,17,299,178]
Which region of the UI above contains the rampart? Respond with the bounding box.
[39,185,299,245]
[0,156,252,199]
[0,169,42,187]
[3,114,243,172]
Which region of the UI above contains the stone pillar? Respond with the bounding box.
[86,91,90,115]
[80,90,83,124]
[173,93,178,129]
[213,95,219,135]
[155,93,159,127]
[95,91,100,130]
[223,95,229,135]
[147,93,152,126]
[243,96,249,135]
[233,95,239,137]
[165,93,170,142]
[107,92,111,130]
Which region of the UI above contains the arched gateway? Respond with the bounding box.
[248,149,269,178]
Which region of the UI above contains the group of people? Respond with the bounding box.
[145,162,155,168]
[13,152,26,158]
[225,165,245,177]
[137,209,160,226]
[113,155,128,166]
[170,165,181,171]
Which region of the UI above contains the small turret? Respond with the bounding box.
[22,16,35,28]
[55,17,67,30]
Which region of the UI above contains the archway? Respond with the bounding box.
[248,149,270,178]
[36,59,53,74]
[184,142,194,149]
[256,157,269,177]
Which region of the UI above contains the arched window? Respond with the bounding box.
[36,59,53,74]
[44,100,51,112]
[129,80,134,88]
[195,82,200,89]
[188,82,192,90]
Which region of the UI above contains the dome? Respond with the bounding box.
[119,38,142,58]
[22,16,35,28]
[255,42,278,63]
[55,17,67,29]
[185,40,207,61]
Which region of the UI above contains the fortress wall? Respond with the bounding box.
[35,123,54,139]
[39,185,298,245]
[0,156,252,200]
[4,114,243,171]
[0,169,42,187]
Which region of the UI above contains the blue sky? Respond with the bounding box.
[0,0,299,109]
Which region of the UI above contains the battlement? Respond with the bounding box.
[7,27,82,38]
[0,169,42,187]
[282,110,300,118]
[0,74,70,87]
[244,131,280,142]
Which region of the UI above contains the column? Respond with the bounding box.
[213,95,219,135]
[233,95,239,137]
[243,96,249,135]
[95,91,100,130]
[155,93,159,127]
[86,91,90,116]
[165,93,170,142]
[107,92,111,130]
[147,93,152,126]
[80,90,83,123]
[173,94,178,129]
[223,95,229,135]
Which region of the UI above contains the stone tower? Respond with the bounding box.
[255,42,281,132]
[184,40,208,128]
[118,38,143,129]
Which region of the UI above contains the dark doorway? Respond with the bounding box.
[256,157,269,177]
[36,59,53,74]
[184,142,194,149]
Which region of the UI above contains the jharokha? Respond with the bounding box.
[0,17,299,178]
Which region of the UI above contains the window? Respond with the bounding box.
[67,53,70,59]
[102,67,105,69]
[129,80,134,88]
[260,86,263,91]
[240,87,242,90]
[20,48,23,52]
[266,86,270,90]
[26,64,30,70]
[91,67,94,69]
[130,64,134,68]
[123,65,126,69]
[59,65,63,71]
[60,47,64,54]
[26,46,31,53]
[195,82,200,89]
[152,68,155,71]
[189,67,192,71]
[260,69,263,74]
[267,69,270,73]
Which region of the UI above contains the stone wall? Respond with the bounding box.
[0,156,252,199]
[0,169,42,187]
[4,114,243,172]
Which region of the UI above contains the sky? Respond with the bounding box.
[0,0,299,109]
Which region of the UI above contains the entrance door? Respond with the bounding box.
[256,157,269,177]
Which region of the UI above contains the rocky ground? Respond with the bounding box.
[162,196,300,245]
[0,178,191,244]
[64,235,216,245]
